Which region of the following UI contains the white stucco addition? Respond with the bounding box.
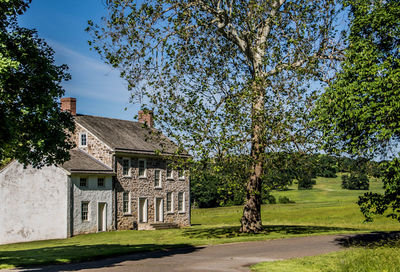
[0,161,69,244]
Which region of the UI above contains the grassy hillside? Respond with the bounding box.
[1,175,398,270]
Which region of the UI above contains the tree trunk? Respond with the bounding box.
[240,78,265,233]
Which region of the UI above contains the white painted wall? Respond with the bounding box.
[0,161,68,244]
[71,175,113,234]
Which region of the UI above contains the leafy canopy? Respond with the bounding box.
[0,0,75,167]
[315,0,400,221]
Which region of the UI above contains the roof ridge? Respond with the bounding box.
[76,114,140,124]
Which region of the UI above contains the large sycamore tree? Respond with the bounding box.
[1,0,75,167]
[88,0,343,232]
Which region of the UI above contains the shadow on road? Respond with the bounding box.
[183,225,359,239]
[335,231,400,248]
[0,243,200,271]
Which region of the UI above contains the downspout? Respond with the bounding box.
[113,154,118,230]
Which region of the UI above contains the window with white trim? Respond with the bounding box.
[97,177,104,187]
[80,177,88,187]
[80,133,87,147]
[166,192,173,213]
[138,159,146,178]
[178,169,185,180]
[178,192,185,212]
[123,191,131,214]
[122,158,130,176]
[154,169,161,188]
[166,168,173,179]
[81,202,89,221]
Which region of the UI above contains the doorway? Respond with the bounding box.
[138,198,148,223]
[155,198,164,222]
[98,203,107,232]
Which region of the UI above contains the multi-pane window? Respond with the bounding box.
[122,159,130,176]
[166,168,173,179]
[138,159,146,177]
[97,177,104,187]
[154,170,161,187]
[166,192,173,212]
[81,202,89,221]
[178,192,184,212]
[80,133,87,146]
[178,169,185,179]
[80,177,88,187]
[123,192,130,213]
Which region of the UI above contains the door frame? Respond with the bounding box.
[97,202,107,232]
[138,197,148,223]
[154,197,164,222]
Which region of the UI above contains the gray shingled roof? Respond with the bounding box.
[60,149,114,174]
[75,115,186,155]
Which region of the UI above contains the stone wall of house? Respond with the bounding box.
[114,156,190,230]
[71,175,113,235]
[73,123,114,167]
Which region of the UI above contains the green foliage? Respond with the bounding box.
[298,176,316,190]
[278,196,295,204]
[359,158,400,222]
[190,156,248,208]
[0,0,75,167]
[315,0,400,223]
[342,173,369,190]
[315,0,400,156]
[312,155,337,178]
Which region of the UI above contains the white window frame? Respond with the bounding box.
[154,169,161,188]
[166,192,173,213]
[178,192,185,213]
[138,159,147,178]
[178,169,185,180]
[81,201,89,221]
[123,191,131,214]
[166,168,174,180]
[122,158,131,177]
[79,132,87,147]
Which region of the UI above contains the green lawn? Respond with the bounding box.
[251,234,400,272]
[1,174,398,270]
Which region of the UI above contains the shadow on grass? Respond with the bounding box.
[335,231,400,248]
[0,243,199,270]
[183,225,359,239]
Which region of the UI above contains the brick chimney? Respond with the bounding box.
[60,97,76,115]
[138,110,153,127]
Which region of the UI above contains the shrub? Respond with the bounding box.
[342,173,369,190]
[262,193,276,204]
[298,176,316,190]
[278,196,295,204]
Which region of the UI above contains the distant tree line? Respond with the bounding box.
[191,154,383,208]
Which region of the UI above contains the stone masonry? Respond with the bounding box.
[72,120,190,231]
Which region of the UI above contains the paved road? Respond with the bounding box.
[13,234,353,272]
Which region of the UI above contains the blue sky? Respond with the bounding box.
[19,0,140,120]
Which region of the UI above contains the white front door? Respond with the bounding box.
[155,198,164,222]
[98,203,106,232]
[138,198,148,223]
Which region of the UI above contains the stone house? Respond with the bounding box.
[0,97,190,244]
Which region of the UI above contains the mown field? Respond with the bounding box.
[1,174,398,270]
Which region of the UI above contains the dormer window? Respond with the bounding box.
[80,133,87,147]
